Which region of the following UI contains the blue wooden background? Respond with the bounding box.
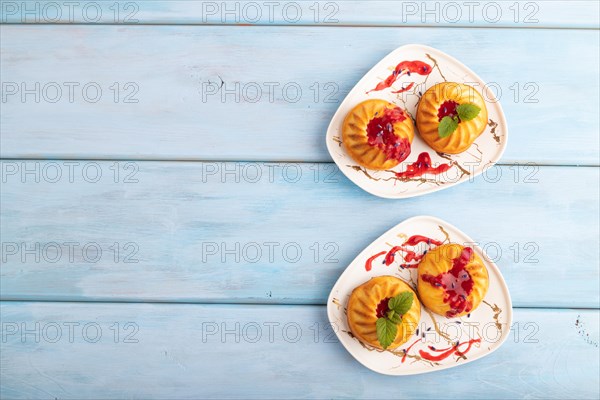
[1,1,599,398]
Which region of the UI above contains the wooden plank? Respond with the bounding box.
[1,0,598,28]
[1,302,598,399]
[1,161,598,307]
[1,25,598,165]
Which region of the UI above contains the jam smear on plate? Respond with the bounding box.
[385,246,421,265]
[418,338,481,361]
[396,60,433,76]
[367,60,432,94]
[365,251,387,272]
[403,235,443,247]
[395,152,452,179]
[364,235,443,272]
[392,82,415,94]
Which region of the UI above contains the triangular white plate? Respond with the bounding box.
[327,216,512,375]
[326,44,508,198]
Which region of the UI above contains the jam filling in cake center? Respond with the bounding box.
[366,106,411,162]
[421,247,474,317]
[375,297,392,318]
[437,100,460,122]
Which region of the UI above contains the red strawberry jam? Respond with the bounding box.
[421,247,474,318]
[437,100,460,122]
[396,60,432,76]
[395,152,452,179]
[375,297,391,318]
[366,107,411,162]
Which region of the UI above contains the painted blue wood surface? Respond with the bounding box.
[1,161,598,307]
[1,25,598,164]
[1,302,599,399]
[1,0,599,28]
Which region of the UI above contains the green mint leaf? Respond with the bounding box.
[387,312,402,324]
[438,116,458,138]
[376,317,398,349]
[456,103,481,122]
[388,291,414,316]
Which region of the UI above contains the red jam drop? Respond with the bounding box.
[421,247,475,318]
[366,107,411,162]
[375,297,391,318]
[437,100,460,121]
[395,152,452,179]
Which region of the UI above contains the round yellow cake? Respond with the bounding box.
[347,276,421,350]
[342,99,415,170]
[417,244,489,318]
[416,82,488,154]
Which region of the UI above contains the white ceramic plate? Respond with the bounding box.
[326,44,508,198]
[327,215,512,375]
